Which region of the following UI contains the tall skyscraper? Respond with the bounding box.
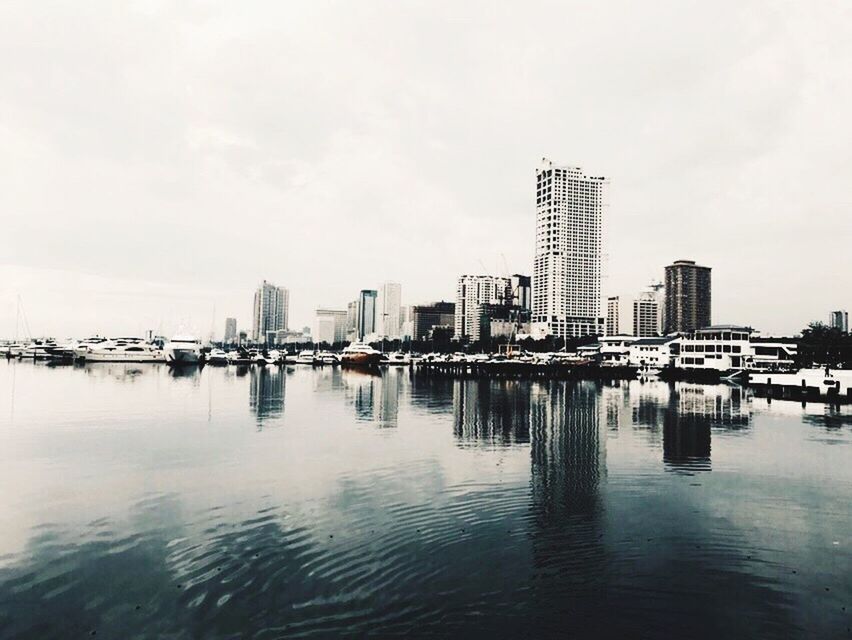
[454,275,511,341]
[532,158,606,338]
[829,310,849,333]
[224,317,237,344]
[376,281,402,339]
[664,260,711,333]
[632,291,660,337]
[252,280,289,343]
[357,290,378,339]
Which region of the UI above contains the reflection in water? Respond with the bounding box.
[453,379,531,446]
[341,368,401,427]
[249,367,285,426]
[1,365,850,639]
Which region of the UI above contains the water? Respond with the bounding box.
[1,361,851,639]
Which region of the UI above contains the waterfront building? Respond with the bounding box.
[314,309,348,345]
[376,281,402,339]
[633,290,660,337]
[675,325,751,372]
[532,158,606,339]
[606,296,633,336]
[750,336,798,371]
[454,275,512,342]
[224,317,237,344]
[829,310,849,333]
[664,260,711,333]
[412,302,456,341]
[627,336,679,369]
[252,280,289,343]
[357,290,377,339]
[510,274,532,310]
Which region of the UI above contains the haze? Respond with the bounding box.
[1,0,850,339]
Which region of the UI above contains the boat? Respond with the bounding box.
[72,337,110,361]
[253,351,275,366]
[21,340,57,360]
[207,348,229,365]
[295,350,316,364]
[341,342,382,366]
[314,351,340,365]
[383,351,412,365]
[82,338,164,363]
[163,335,202,365]
[227,348,253,365]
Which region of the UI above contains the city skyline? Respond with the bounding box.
[1,1,851,338]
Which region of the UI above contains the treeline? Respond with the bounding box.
[796,322,852,369]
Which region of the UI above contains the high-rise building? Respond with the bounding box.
[346,300,359,340]
[357,290,378,339]
[632,291,660,337]
[605,295,632,336]
[510,274,532,310]
[455,275,511,341]
[314,309,348,344]
[376,281,402,339]
[412,302,456,341]
[224,317,237,344]
[532,158,606,338]
[664,260,711,333]
[252,280,289,343]
[400,305,414,341]
[829,310,849,333]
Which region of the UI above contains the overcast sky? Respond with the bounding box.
[1,0,850,339]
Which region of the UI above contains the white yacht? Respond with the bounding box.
[163,335,202,365]
[341,342,382,366]
[314,351,340,365]
[383,351,412,365]
[83,338,164,363]
[207,348,229,365]
[296,350,316,364]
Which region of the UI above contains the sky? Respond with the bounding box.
[1,0,850,339]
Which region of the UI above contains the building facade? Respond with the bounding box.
[606,295,632,336]
[532,158,606,338]
[633,290,660,337]
[357,290,377,339]
[829,310,849,333]
[454,275,511,342]
[412,302,455,341]
[224,317,237,344]
[314,309,348,345]
[664,260,711,333]
[252,280,289,343]
[510,274,532,310]
[376,281,402,339]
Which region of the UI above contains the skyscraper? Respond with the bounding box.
[454,275,511,341]
[829,310,849,333]
[510,274,532,310]
[252,280,289,343]
[606,295,632,336]
[314,309,348,344]
[664,260,711,333]
[376,281,402,339]
[224,317,237,344]
[532,158,606,338]
[358,290,378,339]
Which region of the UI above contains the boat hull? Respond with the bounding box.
[165,348,201,365]
[341,352,383,366]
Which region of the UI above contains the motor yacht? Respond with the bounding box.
[207,348,229,365]
[295,350,316,364]
[163,335,202,365]
[227,348,253,365]
[82,338,165,363]
[383,351,412,365]
[314,351,340,365]
[341,342,382,366]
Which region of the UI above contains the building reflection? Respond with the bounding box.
[341,368,401,428]
[248,366,285,427]
[452,379,531,447]
[527,380,606,609]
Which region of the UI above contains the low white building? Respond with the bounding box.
[628,336,679,369]
[598,335,635,365]
[675,325,752,372]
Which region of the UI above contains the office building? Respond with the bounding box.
[606,295,632,336]
[412,302,456,341]
[664,260,711,333]
[314,309,348,345]
[252,280,289,343]
[532,158,606,338]
[224,317,237,344]
[400,305,414,341]
[455,275,512,341]
[376,281,402,339]
[633,290,660,337]
[829,310,849,333]
[357,290,378,339]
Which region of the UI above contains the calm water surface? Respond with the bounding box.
[0,362,851,638]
